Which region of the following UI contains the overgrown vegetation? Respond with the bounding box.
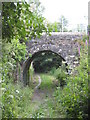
[1,0,89,119]
[30,35,88,119]
[49,61,67,88]
[2,82,33,118]
[1,1,48,118]
[47,36,88,119]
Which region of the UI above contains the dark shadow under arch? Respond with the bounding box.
[23,50,68,85]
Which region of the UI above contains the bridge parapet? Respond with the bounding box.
[33,32,84,41]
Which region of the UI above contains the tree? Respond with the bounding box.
[1,1,51,118]
[2,1,48,82]
[2,1,47,42]
[52,22,58,32]
[46,22,53,32]
[47,21,61,32]
[77,24,86,32]
[32,51,62,73]
[59,15,68,32]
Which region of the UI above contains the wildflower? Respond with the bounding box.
[16,90,19,94]
[8,95,14,99]
[85,39,88,46]
[1,88,6,91]
[62,61,67,64]
[89,38,90,45]
[0,79,1,84]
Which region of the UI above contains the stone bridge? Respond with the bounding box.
[22,32,84,85]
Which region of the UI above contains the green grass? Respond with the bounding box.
[30,73,64,118]
[35,96,65,118]
[39,74,56,89]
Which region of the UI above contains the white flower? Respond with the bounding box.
[0,79,1,84]
[1,88,6,91]
[62,61,67,64]
[16,90,19,94]
[8,95,14,99]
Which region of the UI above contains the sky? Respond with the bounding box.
[26,0,89,31]
[39,0,89,30]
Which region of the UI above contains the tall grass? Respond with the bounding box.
[2,81,34,118]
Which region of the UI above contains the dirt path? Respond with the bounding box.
[31,74,54,102]
[30,74,60,118]
[31,74,46,103]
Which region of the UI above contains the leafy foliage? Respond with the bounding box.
[33,51,62,73]
[2,1,47,42]
[1,1,48,118]
[56,69,67,88]
[53,38,88,119]
[49,61,67,88]
[47,22,61,32]
[1,1,89,118]
[2,82,33,118]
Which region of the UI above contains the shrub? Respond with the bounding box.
[2,83,18,118]
[56,69,67,88]
[53,39,88,119]
[1,81,33,118]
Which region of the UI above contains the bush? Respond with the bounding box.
[53,39,88,119]
[2,83,18,118]
[56,69,67,88]
[1,82,33,118]
[50,61,67,88]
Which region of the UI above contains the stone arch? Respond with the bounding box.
[22,33,84,85]
[23,49,67,85]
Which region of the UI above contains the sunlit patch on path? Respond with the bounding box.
[35,75,42,89]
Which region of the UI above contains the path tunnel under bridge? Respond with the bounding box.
[23,50,68,85]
